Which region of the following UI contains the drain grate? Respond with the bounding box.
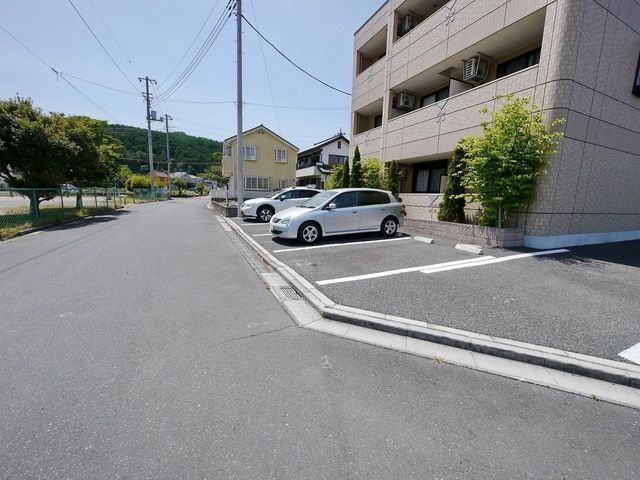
[279,287,302,300]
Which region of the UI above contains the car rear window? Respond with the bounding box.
[360,191,390,206]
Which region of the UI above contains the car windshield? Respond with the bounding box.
[267,189,288,199]
[298,190,336,208]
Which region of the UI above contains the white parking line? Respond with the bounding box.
[420,249,569,275]
[316,249,569,285]
[619,342,640,365]
[273,236,412,253]
[252,233,272,237]
[317,256,494,285]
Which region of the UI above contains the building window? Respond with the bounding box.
[244,176,269,190]
[496,47,541,79]
[337,141,342,149]
[412,161,448,193]
[420,86,450,108]
[373,114,383,128]
[278,179,288,189]
[328,154,348,165]
[274,148,288,163]
[223,144,232,156]
[243,145,257,160]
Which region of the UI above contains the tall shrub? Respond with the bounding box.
[361,159,381,188]
[341,159,350,188]
[462,95,565,227]
[350,146,363,188]
[437,145,467,223]
[386,160,401,198]
[326,164,343,189]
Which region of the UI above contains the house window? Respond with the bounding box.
[244,176,269,190]
[223,144,232,156]
[328,154,348,165]
[373,114,383,128]
[337,141,342,149]
[496,47,541,79]
[278,179,288,189]
[412,161,448,193]
[274,148,288,163]
[420,86,450,108]
[243,145,257,160]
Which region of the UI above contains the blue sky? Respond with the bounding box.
[0,0,381,149]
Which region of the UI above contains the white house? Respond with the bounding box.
[296,133,350,189]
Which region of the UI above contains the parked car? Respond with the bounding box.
[269,188,403,244]
[240,187,321,222]
[60,184,78,195]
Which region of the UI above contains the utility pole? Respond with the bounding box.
[139,76,157,196]
[164,114,173,199]
[235,0,244,209]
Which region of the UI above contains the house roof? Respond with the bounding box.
[298,133,350,157]
[149,171,170,178]
[223,124,298,151]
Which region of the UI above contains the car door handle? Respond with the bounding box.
[352,211,358,214]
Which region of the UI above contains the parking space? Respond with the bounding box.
[229,217,640,363]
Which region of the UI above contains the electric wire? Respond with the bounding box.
[154,0,234,105]
[65,0,140,92]
[241,14,351,96]
[159,0,222,87]
[249,0,281,134]
[0,23,118,121]
[87,0,138,71]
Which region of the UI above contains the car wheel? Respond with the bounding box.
[298,222,321,244]
[257,206,274,222]
[381,216,398,237]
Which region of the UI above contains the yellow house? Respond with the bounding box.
[149,171,170,188]
[222,124,298,195]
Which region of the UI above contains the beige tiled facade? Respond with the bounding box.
[351,0,640,248]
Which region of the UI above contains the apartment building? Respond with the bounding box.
[351,0,640,248]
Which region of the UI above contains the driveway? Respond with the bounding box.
[230,217,640,362]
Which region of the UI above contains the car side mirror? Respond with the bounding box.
[326,203,337,210]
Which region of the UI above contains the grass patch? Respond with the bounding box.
[0,206,115,240]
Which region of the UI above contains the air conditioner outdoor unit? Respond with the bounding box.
[463,56,489,84]
[396,91,414,111]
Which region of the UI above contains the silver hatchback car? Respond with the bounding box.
[269,188,403,244]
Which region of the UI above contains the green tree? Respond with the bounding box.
[198,164,228,186]
[383,160,401,198]
[194,182,205,195]
[437,146,467,223]
[461,95,565,227]
[125,174,150,190]
[114,165,133,188]
[0,97,120,215]
[173,178,187,195]
[325,164,343,190]
[349,146,363,188]
[361,158,381,188]
[341,161,350,188]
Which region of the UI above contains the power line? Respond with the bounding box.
[159,0,222,87]
[249,0,281,134]
[65,0,140,92]
[0,22,118,121]
[154,0,235,105]
[87,0,138,70]
[241,14,351,96]
[56,71,140,96]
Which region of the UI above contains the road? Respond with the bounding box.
[1,198,638,479]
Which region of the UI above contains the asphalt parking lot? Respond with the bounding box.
[230,218,640,363]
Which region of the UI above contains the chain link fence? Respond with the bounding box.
[0,187,169,239]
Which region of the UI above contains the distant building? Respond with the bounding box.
[171,172,203,187]
[296,133,350,189]
[149,171,170,188]
[222,124,298,196]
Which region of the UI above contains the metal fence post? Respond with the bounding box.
[94,190,98,209]
[32,189,39,222]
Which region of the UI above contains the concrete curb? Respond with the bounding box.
[217,211,640,391]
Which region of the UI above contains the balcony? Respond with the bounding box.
[382,65,540,161]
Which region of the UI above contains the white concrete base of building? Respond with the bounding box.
[524,230,640,249]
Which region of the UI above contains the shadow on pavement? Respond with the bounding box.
[533,240,640,269]
[49,209,132,232]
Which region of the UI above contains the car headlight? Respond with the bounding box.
[280,216,293,226]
